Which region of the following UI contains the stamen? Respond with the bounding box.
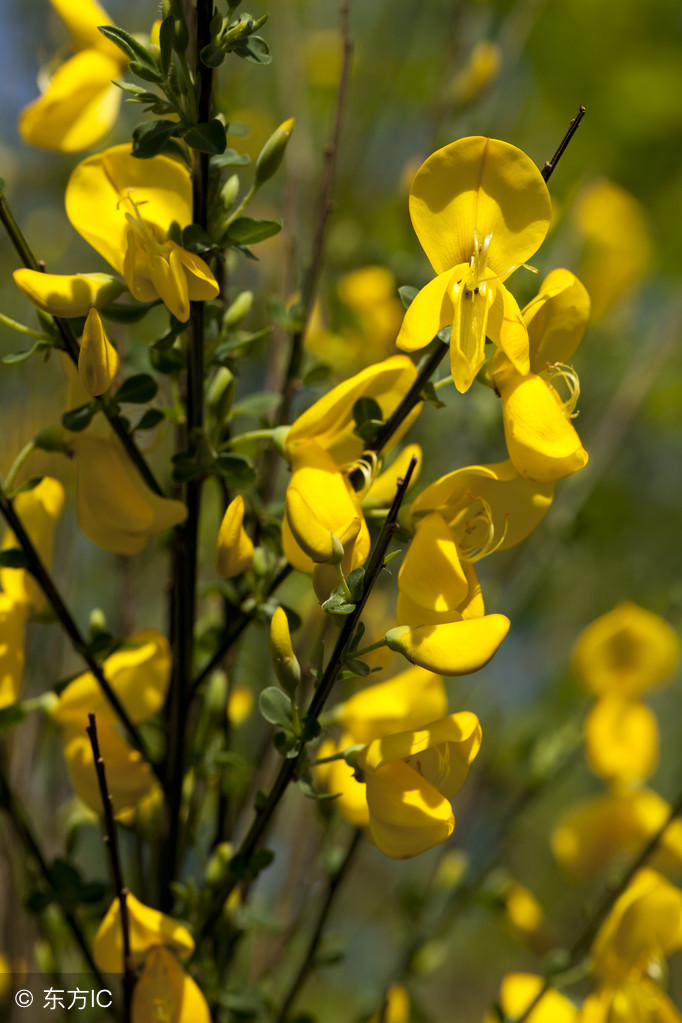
[548,363,581,418]
[451,491,508,561]
[345,450,381,499]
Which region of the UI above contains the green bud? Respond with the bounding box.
[33,426,67,453]
[206,367,235,421]
[205,670,228,716]
[270,607,301,696]
[254,118,295,189]
[220,173,240,211]
[223,290,253,329]
[89,608,107,636]
[205,842,234,885]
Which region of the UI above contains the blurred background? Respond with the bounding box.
[2,0,682,1019]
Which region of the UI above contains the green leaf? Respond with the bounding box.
[0,549,29,569]
[111,80,149,96]
[158,14,175,78]
[98,26,159,73]
[353,396,383,430]
[302,362,332,385]
[346,567,365,602]
[231,392,281,418]
[151,345,186,375]
[274,731,301,757]
[259,687,293,728]
[128,61,163,84]
[3,340,51,365]
[184,119,227,155]
[344,658,371,677]
[13,476,45,494]
[421,380,446,409]
[224,217,282,246]
[299,778,340,801]
[398,284,419,309]
[232,34,272,64]
[321,596,356,616]
[213,452,257,487]
[213,327,272,361]
[0,704,26,734]
[116,374,158,404]
[132,120,178,159]
[210,149,250,168]
[62,402,97,432]
[200,43,226,68]
[100,300,159,323]
[134,408,165,431]
[229,848,274,882]
[182,224,214,254]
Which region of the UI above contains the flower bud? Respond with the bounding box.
[78,308,120,396]
[269,607,301,696]
[220,173,240,210]
[215,494,254,578]
[223,290,253,329]
[254,118,295,189]
[206,366,235,421]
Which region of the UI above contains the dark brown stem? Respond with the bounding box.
[541,106,586,182]
[201,458,417,936]
[0,490,157,777]
[86,714,135,1021]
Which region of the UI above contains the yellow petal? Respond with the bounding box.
[66,144,193,274]
[449,270,495,392]
[172,242,221,303]
[359,711,481,800]
[270,607,300,694]
[487,279,530,375]
[315,735,370,827]
[385,614,509,675]
[132,947,211,1023]
[409,136,551,277]
[1,477,65,615]
[337,666,447,744]
[63,720,157,817]
[286,355,418,466]
[49,0,118,55]
[572,603,679,698]
[94,893,194,972]
[71,433,187,555]
[522,269,591,372]
[365,759,454,859]
[19,51,123,152]
[215,494,254,578]
[78,308,120,395]
[398,512,469,616]
[13,269,123,318]
[367,985,410,1023]
[411,459,554,553]
[591,868,682,981]
[585,696,658,784]
[395,268,457,354]
[284,445,367,569]
[495,367,588,483]
[0,594,28,710]
[485,974,577,1023]
[53,628,171,728]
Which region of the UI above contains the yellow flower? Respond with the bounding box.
[552,788,682,881]
[0,594,28,710]
[484,974,577,1023]
[499,880,553,956]
[283,356,419,573]
[52,629,170,817]
[133,947,211,1023]
[357,712,481,858]
[69,432,187,555]
[65,145,219,322]
[386,615,510,676]
[368,984,410,1023]
[93,892,195,972]
[18,0,126,152]
[572,603,679,698]
[1,477,65,616]
[490,269,590,483]
[397,137,551,393]
[409,459,554,555]
[584,696,658,784]
[12,269,124,318]
[78,308,120,396]
[269,607,300,695]
[215,494,254,578]
[581,869,682,1022]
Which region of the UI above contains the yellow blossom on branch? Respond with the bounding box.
[397,136,551,392]
[0,594,28,710]
[215,494,254,579]
[65,145,219,322]
[1,477,65,616]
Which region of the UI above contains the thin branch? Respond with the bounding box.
[277,0,354,425]
[0,490,158,778]
[202,458,418,935]
[541,106,586,182]
[86,714,135,1021]
[275,828,362,1023]
[0,764,109,995]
